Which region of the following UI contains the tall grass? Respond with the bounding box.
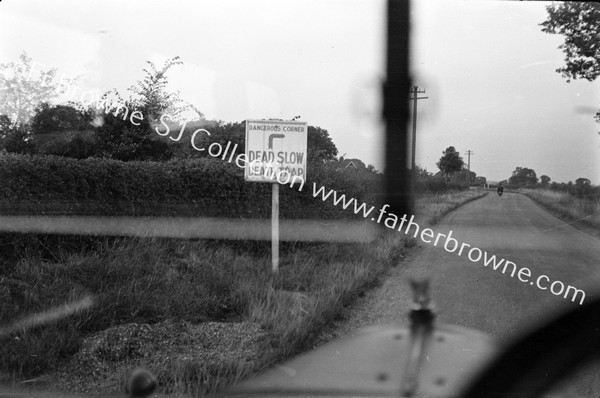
[415,189,488,226]
[0,235,407,394]
[521,188,600,231]
[0,190,486,395]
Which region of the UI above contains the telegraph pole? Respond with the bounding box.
[466,150,474,184]
[409,86,428,183]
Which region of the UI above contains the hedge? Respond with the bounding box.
[0,153,382,219]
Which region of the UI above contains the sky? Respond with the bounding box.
[412,1,599,184]
[0,0,598,184]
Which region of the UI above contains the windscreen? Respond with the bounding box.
[1,1,600,397]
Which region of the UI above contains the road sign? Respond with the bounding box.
[245,120,308,183]
[245,119,308,273]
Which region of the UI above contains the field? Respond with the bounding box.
[520,188,600,232]
[0,176,487,395]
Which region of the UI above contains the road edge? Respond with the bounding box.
[314,189,490,346]
[427,190,489,227]
[513,190,600,242]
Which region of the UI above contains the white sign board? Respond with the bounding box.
[245,120,308,183]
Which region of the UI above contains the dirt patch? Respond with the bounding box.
[46,320,268,395]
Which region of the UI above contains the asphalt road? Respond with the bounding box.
[321,191,600,396]
[409,192,600,339]
[404,191,600,396]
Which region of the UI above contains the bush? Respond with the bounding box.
[96,111,173,161]
[37,134,98,159]
[415,175,467,194]
[31,103,92,135]
[65,136,98,159]
[0,127,36,155]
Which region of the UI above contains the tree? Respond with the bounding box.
[30,102,93,134]
[0,53,72,128]
[574,177,592,198]
[196,121,245,159]
[170,121,340,164]
[461,167,477,185]
[436,146,464,178]
[0,125,35,155]
[541,3,600,127]
[96,104,172,161]
[0,114,35,154]
[540,175,551,187]
[366,164,382,174]
[128,56,189,122]
[508,167,538,187]
[575,177,591,186]
[90,57,193,161]
[307,126,338,161]
[415,164,432,180]
[0,115,11,140]
[540,3,600,82]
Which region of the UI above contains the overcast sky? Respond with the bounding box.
[1,0,598,184]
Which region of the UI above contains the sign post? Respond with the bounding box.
[245,120,308,273]
[272,182,279,272]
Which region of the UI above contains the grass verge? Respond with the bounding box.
[415,188,488,226]
[0,189,488,395]
[520,188,600,233]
